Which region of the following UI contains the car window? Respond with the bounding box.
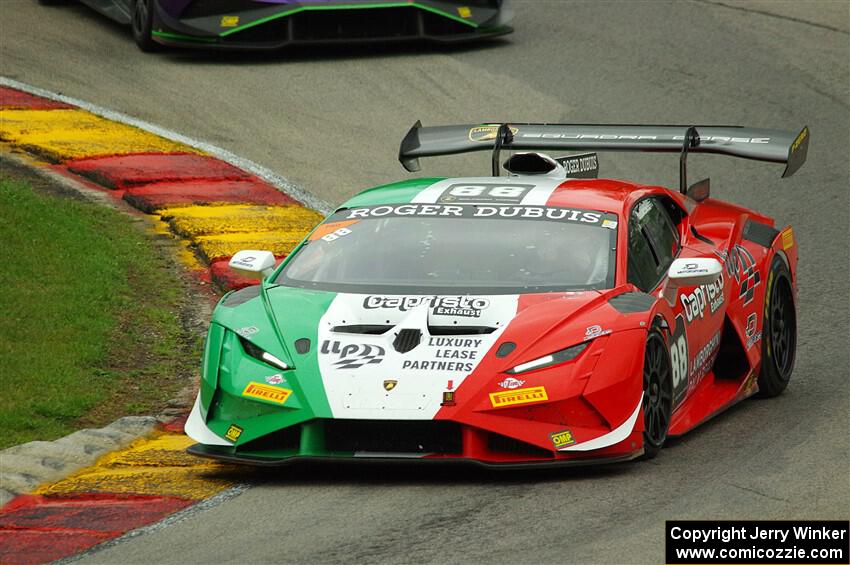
[627,198,680,291]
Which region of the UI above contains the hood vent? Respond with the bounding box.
[332,324,392,335]
[393,329,422,353]
[429,325,497,335]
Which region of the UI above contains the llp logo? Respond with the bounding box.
[320,340,385,369]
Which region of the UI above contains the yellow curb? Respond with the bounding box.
[34,433,236,500]
[160,204,322,239]
[195,231,307,261]
[0,108,201,163]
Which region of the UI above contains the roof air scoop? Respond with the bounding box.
[503,152,565,177]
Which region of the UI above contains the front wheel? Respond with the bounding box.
[756,256,796,397]
[642,328,673,459]
[132,0,160,52]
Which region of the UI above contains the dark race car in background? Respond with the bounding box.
[184,122,809,468]
[69,0,513,51]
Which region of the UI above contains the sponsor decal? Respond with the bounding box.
[550,429,575,449]
[497,377,526,390]
[364,295,490,317]
[457,5,471,18]
[437,183,533,204]
[344,204,603,224]
[264,373,285,385]
[236,326,259,337]
[669,315,689,408]
[781,228,794,250]
[468,125,518,142]
[225,424,243,442]
[242,382,292,405]
[309,220,359,241]
[745,312,762,350]
[489,386,548,408]
[403,336,482,372]
[679,272,725,323]
[441,390,456,406]
[602,219,618,230]
[688,331,721,390]
[679,262,710,275]
[556,153,599,179]
[220,15,239,27]
[584,324,612,340]
[320,340,385,369]
[727,245,760,305]
[790,127,808,153]
[383,380,398,391]
[519,132,772,144]
[402,360,474,371]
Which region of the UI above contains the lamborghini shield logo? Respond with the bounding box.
[383,380,398,391]
[468,125,519,142]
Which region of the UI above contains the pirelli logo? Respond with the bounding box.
[489,386,548,408]
[242,382,292,405]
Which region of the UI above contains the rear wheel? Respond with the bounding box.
[642,328,672,459]
[757,257,796,397]
[132,0,160,52]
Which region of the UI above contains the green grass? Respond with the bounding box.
[0,173,195,449]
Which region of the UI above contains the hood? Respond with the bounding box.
[251,285,644,420]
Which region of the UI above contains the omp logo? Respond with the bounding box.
[489,386,548,408]
[225,424,243,441]
[242,382,292,405]
[468,125,518,142]
[550,429,575,449]
[320,340,385,369]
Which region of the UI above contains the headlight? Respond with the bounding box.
[239,337,291,371]
[506,343,588,374]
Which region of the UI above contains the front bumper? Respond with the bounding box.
[187,442,642,469]
[152,1,512,50]
[185,402,646,466]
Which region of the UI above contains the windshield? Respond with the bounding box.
[277,204,618,294]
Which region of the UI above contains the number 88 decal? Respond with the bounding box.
[439,183,532,203]
[669,315,689,407]
[321,227,352,242]
[449,185,526,198]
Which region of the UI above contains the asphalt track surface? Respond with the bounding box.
[2,1,849,563]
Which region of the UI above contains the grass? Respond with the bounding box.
[0,170,197,449]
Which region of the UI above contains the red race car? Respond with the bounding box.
[187,122,808,467]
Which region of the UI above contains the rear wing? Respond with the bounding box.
[398,122,809,193]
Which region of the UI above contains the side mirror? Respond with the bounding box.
[686,178,710,202]
[661,258,723,306]
[229,250,276,279]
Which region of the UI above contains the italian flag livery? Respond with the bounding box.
[186,164,800,466]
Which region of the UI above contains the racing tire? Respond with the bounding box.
[132,0,160,52]
[756,256,796,397]
[642,327,673,459]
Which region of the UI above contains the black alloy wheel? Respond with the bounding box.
[757,257,797,397]
[132,0,159,52]
[642,329,672,459]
